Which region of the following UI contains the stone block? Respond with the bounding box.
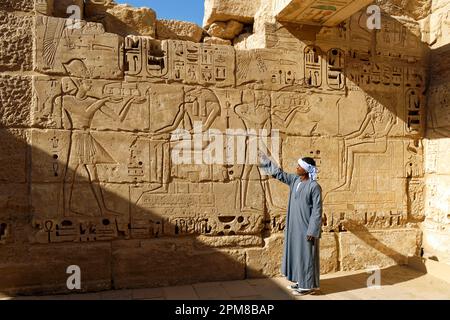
[112,238,246,289]
[157,19,204,43]
[0,243,112,295]
[204,0,261,27]
[0,12,33,71]
[339,229,421,271]
[0,75,32,127]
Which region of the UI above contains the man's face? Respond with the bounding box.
[62,78,77,94]
[296,164,307,176]
[80,79,92,92]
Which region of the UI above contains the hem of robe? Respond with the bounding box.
[282,274,320,290]
[281,274,320,290]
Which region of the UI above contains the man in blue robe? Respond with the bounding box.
[259,153,323,295]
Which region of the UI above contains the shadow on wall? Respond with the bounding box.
[0,5,438,297]
[426,42,450,140]
[0,125,264,295]
[273,8,431,236]
[421,41,450,264]
[279,8,431,140]
[0,116,426,297]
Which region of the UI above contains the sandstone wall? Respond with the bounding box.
[423,0,450,265]
[0,0,437,295]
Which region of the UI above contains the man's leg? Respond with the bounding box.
[292,238,320,295]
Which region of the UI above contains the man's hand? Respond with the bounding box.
[307,235,315,242]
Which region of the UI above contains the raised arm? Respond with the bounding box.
[307,183,323,239]
[258,153,297,186]
[155,103,185,133]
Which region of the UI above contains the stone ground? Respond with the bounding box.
[2,266,449,300]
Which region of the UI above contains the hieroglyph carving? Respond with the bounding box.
[125,37,235,87]
[35,16,123,79]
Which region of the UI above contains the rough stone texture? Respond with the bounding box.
[0,75,31,127]
[421,0,450,48]
[0,0,34,12]
[423,3,450,265]
[195,235,264,248]
[0,12,33,72]
[35,0,54,15]
[246,233,339,278]
[0,183,29,220]
[423,174,450,263]
[156,19,204,43]
[319,233,340,273]
[0,129,28,183]
[203,36,232,45]
[340,229,421,270]
[112,238,246,289]
[208,20,244,40]
[204,0,261,27]
[34,16,123,79]
[87,3,156,37]
[378,0,432,20]
[233,32,265,50]
[275,0,374,27]
[106,4,156,37]
[246,234,283,278]
[0,243,112,295]
[0,0,448,295]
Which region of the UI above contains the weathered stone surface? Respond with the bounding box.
[246,233,339,278]
[0,243,111,295]
[320,233,340,274]
[156,19,204,43]
[275,0,374,27]
[35,0,54,15]
[0,129,28,183]
[340,229,421,271]
[246,234,284,278]
[233,32,265,50]
[86,2,157,37]
[0,12,33,71]
[112,238,246,288]
[203,36,232,45]
[422,4,450,265]
[195,235,264,248]
[103,4,156,37]
[378,0,432,20]
[0,75,31,127]
[425,138,450,175]
[0,183,29,220]
[0,0,34,12]
[423,162,450,263]
[208,20,244,40]
[124,40,235,86]
[422,0,450,48]
[34,16,123,79]
[422,225,450,263]
[204,0,261,27]
[1,0,448,295]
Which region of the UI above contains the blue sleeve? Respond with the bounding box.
[307,183,323,238]
[259,155,297,187]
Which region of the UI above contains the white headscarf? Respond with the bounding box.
[298,158,318,181]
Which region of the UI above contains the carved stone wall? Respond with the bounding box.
[0,0,445,295]
[423,0,450,265]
